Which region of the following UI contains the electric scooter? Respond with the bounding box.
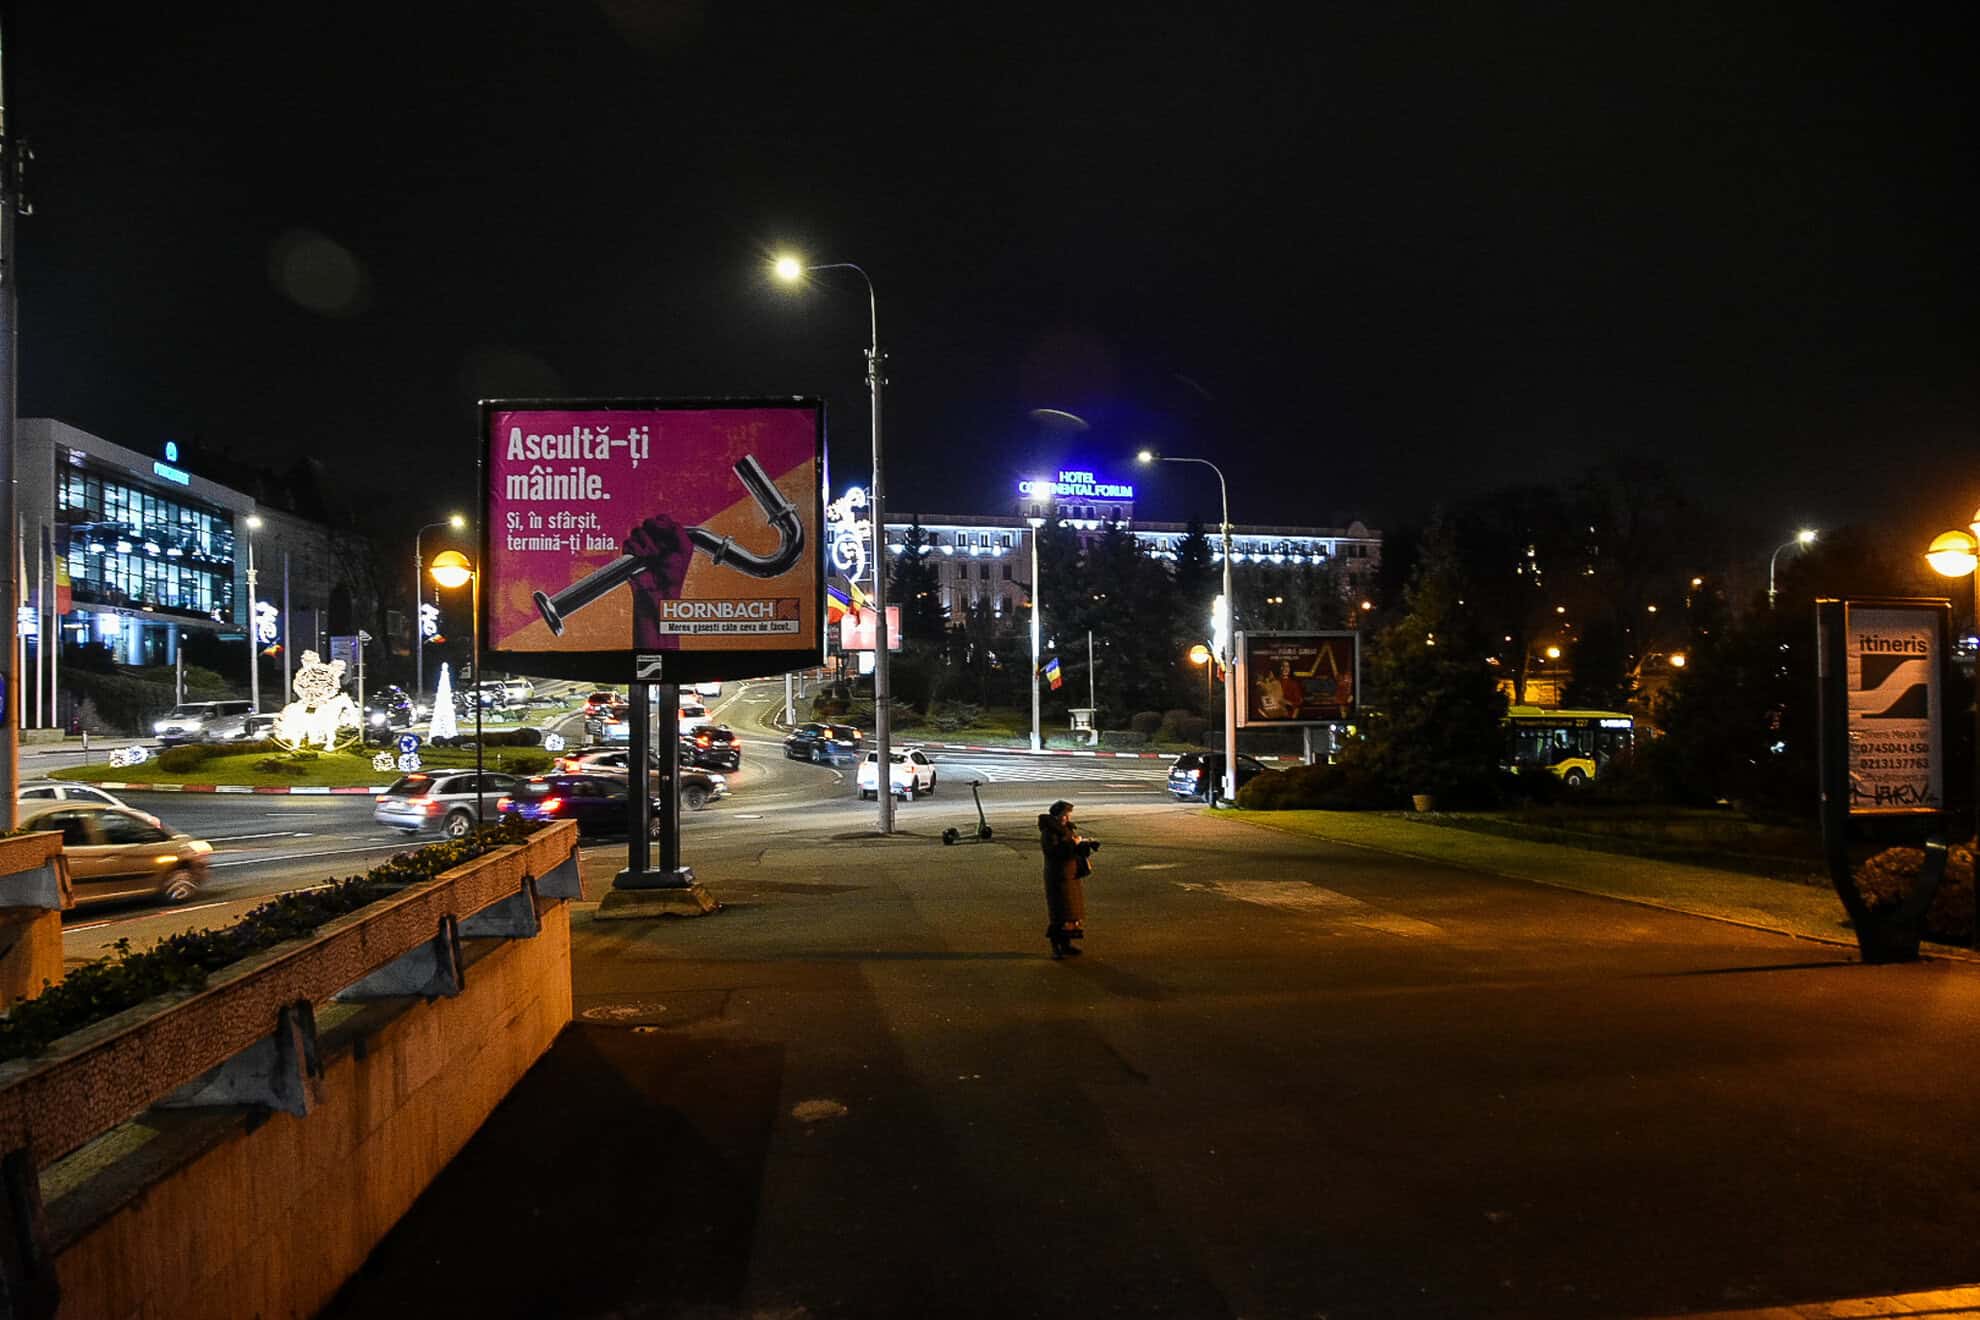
[941,781,994,846]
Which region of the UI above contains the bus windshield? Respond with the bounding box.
[1501,705,1635,783]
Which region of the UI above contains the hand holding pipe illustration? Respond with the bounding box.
[530,454,807,638]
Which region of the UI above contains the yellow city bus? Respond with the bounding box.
[1501,705,1635,788]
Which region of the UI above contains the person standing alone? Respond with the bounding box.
[1037,800,1093,959]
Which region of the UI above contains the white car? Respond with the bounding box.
[677,702,712,734]
[693,682,722,699]
[857,749,937,800]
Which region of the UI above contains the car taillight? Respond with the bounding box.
[496,797,512,812]
[538,797,563,814]
[1191,768,1204,779]
[425,800,443,815]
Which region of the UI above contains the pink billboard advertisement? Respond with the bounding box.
[481,399,825,684]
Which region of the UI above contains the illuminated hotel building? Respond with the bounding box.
[14,419,359,729]
[849,467,1380,618]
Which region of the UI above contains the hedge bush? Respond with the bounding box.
[0,816,541,1062]
[1856,839,1976,944]
[1236,762,1393,811]
[1177,715,1210,746]
[1098,730,1148,749]
[1129,711,1163,736]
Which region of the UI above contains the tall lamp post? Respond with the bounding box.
[244,514,263,711]
[1926,519,1980,894]
[415,513,467,701]
[1768,527,1818,609]
[429,550,483,821]
[1140,450,1237,804]
[1028,515,1045,751]
[774,254,894,833]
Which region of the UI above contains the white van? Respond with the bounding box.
[693,682,722,699]
[677,702,712,733]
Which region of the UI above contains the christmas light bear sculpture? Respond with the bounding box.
[272,650,362,751]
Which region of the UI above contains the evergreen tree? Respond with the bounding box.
[1357,521,1507,804]
[889,518,947,645]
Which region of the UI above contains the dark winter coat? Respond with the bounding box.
[1038,813,1087,934]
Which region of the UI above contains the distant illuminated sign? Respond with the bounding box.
[164,441,179,462]
[827,486,872,584]
[152,460,191,486]
[1017,469,1133,501]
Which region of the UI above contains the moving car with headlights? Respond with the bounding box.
[1166,752,1271,802]
[496,773,673,837]
[19,780,137,810]
[681,725,741,771]
[364,685,417,740]
[551,748,728,811]
[583,690,625,719]
[152,700,259,745]
[783,722,860,763]
[19,802,211,905]
[857,748,937,800]
[374,770,522,838]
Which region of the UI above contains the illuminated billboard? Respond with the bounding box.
[480,398,826,685]
[1233,631,1359,727]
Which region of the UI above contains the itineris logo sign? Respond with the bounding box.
[1017,470,1134,500]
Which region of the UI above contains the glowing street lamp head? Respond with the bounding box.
[1135,449,1156,464]
[245,514,263,531]
[1544,645,1562,660]
[429,549,474,590]
[1188,643,1212,666]
[1670,652,1688,668]
[1925,529,1979,578]
[448,513,467,530]
[772,255,805,284]
[1796,528,1817,546]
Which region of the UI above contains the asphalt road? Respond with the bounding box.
[59,679,1175,961]
[328,798,1980,1320]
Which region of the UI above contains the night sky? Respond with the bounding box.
[13,3,1978,550]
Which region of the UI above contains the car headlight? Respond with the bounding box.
[707,775,728,787]
[370,712,386,726]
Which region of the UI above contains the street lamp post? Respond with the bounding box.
[415,514,467,701]
[1139,451,1236,804]
[1028,516,1045,751]
[429,550,483,821]
[1768,528,1818,610]
[1926,519,1980,929]
[244,515,263,711]
[774,255,894,833]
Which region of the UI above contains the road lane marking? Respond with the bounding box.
[211,842,410,869]
[209,831,315,842]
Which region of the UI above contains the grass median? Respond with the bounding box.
[51,743,556,789]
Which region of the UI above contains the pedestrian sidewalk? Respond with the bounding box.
[1228,809,1980,963]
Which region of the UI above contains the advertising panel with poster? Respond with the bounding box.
[839,606,902,653]
[481,399,825,685]
[1234,631,1359,727]
[1840,602,1944,815]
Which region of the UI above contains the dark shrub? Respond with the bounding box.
[1500,767,1568,805]
[1856,839,1975,944]
[1130,711,1163,736]
[1178,715,1210,746]
[155,744,217,773]
[254,757,311,777]
[1098,730,1148,749]
[1236,761,1393,811]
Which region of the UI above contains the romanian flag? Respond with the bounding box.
[1044,657,1063,691]
[826,584,852,626]
[846,578,870,621]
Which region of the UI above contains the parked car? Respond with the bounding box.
[152,700,259,745]
[551,748,729,811]
[500,676,536,705]
[681,725,741,771]
[373,770,523,838]
[495,772,679,836]
[1166,752,1271,802]
[857,748,937,800]
[693,682,722,699]
[18,802,211,906]
[583,690,625,719]
[784,722,861,763]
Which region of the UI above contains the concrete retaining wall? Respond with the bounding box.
[43,899,572,1319]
